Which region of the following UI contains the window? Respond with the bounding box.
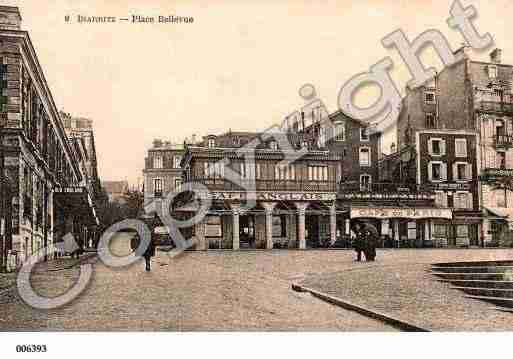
[429,138,445,156]
[359,147,371,167]
[334,122,345,141]
[454,191,472,209]
[174,178,182,190]
[496,190,507,208]
[308,166,328,181]
[204,162,224,179]
[496,119,505,137]
[488,65,498,79]
[456,225,469,238]
[240,162,257,179]
[497,151,506,169]
[153,155,163,169]
[269,141,278,150]
[453,162,472,181]
[424,91,436,104]
[318,126,327,148]
[429,161,447,182]
[360,127,369,141]
[256,163,262,179]
[426,113,436,129]
[455,139,467,157]
[435,191,448,207]
[153,178,163,197]
[207,138,215,148]
[434,224,446,237]
[173,155,182,168]
[276,164,296,180]
[360,174,372,191]
[301,141,309,149]
[272,215,287,238]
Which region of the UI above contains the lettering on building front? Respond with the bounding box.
[351,207,453,220]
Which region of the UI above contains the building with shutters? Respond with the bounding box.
[392,46,513,247]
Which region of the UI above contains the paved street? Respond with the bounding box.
[0,233,395,331]
[1,233,513,331]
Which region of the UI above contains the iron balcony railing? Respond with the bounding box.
[194,178,337,192]
[478,94,513,113]
[493,134,513,148]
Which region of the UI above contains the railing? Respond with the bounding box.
[477,93,513,113]
[195,178,337,192]
[493,134,513,148]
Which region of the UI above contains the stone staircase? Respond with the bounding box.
[431,260,513,309]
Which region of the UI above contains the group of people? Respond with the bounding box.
[351,221,378,262]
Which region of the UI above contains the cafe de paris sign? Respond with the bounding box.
[351,207,452,220]
[205,191,336,201]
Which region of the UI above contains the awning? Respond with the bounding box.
[484,207,511,220]
[53,186,99,226]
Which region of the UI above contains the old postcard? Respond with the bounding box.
[0,1,512,358]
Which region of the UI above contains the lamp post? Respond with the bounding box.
[0,119,5,272]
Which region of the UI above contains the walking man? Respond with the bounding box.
[130,232,156,271]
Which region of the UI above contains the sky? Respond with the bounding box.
[3,0,512,186]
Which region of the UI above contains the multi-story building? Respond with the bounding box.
[143,139,184,207]
[0,6,98,268]
[177,130,339,250]
[62,112,102,202]
[393,47,513,247]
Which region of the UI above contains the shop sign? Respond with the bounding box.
[480,168,513,181]
[54,187,86,194]
[206,191,336,201]
[351,207,452,220]
[429,182,471,190]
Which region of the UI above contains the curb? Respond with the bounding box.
[292,283,430,332]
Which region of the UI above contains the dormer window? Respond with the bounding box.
[488,65,498,79]
[208,138,215,148]
[270,141,278,150]
[301,141,309,149]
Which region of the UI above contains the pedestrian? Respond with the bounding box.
[362,222,379,261]
[352,221,365,262]
[130,232,156,271]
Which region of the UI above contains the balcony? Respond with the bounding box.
[493,134,513,149]
[338,181,434,201]
[196,178,337,192]
[477,93,513,114]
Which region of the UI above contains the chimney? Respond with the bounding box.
[152,139,162,148]
[490,48,502,64]
[0,6,22,30]
[191,134,197,144]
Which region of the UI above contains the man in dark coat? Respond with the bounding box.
[130,232,156,271]
[362,222,379,261]
[352,222,365,262]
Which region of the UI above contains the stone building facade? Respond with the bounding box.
[178,131,339,250]
[143,139,184,207]
[394,47,513,247]
[0,6,99,268]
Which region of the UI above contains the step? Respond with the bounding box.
[433,260,513,268]
[437,279,513,289]
[465,295,513,308]
[452,286,513,298]
[432,272,507,281]
[431,266,513,274]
